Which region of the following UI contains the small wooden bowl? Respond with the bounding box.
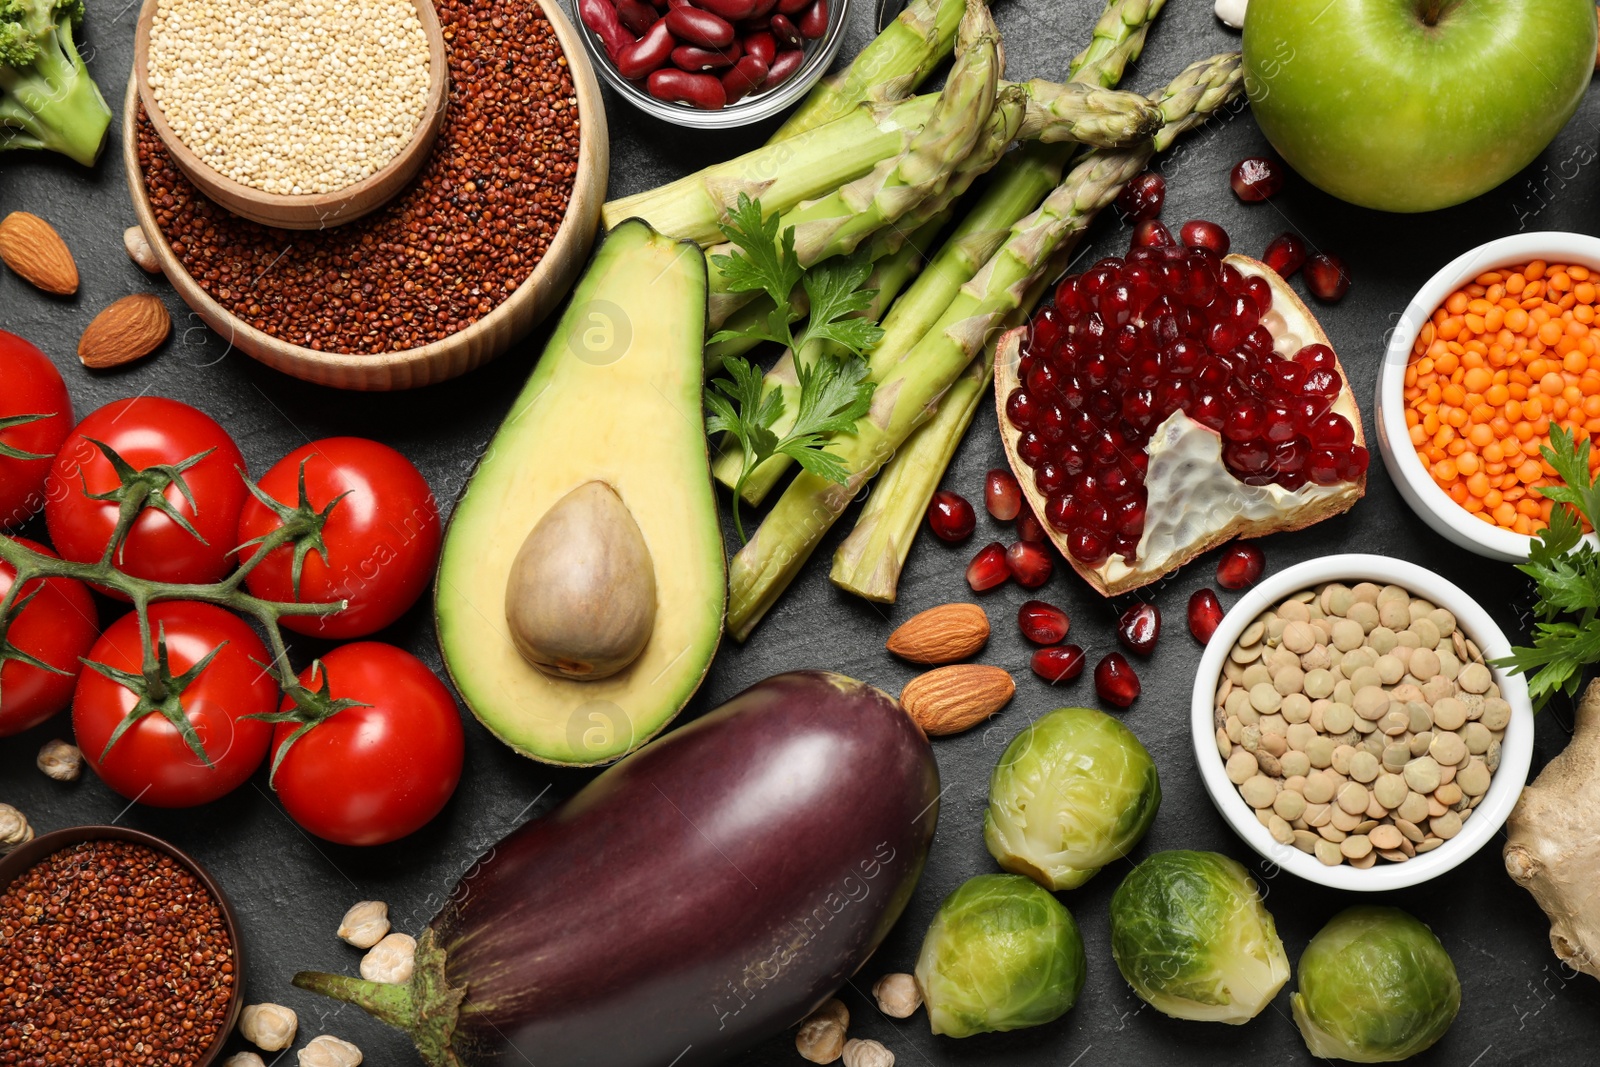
[0,825,246,1066]
[133,0,450,230]
[123,0,609,391]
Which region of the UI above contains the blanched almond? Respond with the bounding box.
[886,603,989,664]
[78,294,171,369]
[0,212,78,295]
[900,664,1014,736]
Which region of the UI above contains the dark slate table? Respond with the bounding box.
[3,0,1599,1063]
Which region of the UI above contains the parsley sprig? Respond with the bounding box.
[1492,425,1600,709]
[704,194,882,540]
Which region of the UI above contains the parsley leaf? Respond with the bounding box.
[1492,425,1600,710]
[708,193,804,351]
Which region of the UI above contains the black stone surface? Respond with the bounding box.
[3,0,1600,1064]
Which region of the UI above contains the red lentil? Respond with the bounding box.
[136,0,582,355]
[0,840,235,1066]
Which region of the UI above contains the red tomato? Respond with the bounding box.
[270,643,463,846]
[46,397,248,587]
[236,438,442,638]
[0,332,72,529]
[73,602,276,807]
[0,537,99,736]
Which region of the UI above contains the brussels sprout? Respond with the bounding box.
[1109,850,1289,1024]
[984,706,1160,890]
[1292,906,1460,1062]
[914,873,1086,1038]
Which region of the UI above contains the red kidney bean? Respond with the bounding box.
[672,40,741,69]
[648,67,727,109]
[797,0,827,38]
[615,0,658,34]
[693,0,760,18]
[742,29,775,66]
[616,18,675,78]
[747,0,779,20]
[776,0,809,13]
[765,45,804,84]
[579,0,634,60]
[649,0,670,7]
[769,12,803,48]
[721,53,768,103]
[666,5,735,46]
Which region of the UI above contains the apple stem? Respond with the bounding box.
[1421,0,1446,25]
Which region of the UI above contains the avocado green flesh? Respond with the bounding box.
[436,220,725,766]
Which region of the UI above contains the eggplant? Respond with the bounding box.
[294,671,940,1066]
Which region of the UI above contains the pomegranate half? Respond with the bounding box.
[994,253,1366,597]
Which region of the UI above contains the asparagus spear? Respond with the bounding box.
[773,0,970,142]
[1019,79,1163,144]
[726,52,1246,639]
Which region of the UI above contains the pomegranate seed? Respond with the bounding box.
[1216,541,1265,589]
[1006,541,1054,588]
[1015,504,1046,543]
[1116,170,1165,222]
[927,490,976,542]
[1304,253,1351,302]
[966,542,1010,592]
[1263,232,1306,278]
[1188,588,1225,643]
[1094,652,1141,707]
[1117,602,1161,655]
[1230,157,1284,202]
[985,468,1022,521]
[1017,599,1070,645]
[1179,219,1229,256]
[1130,218,1176,250]
[1032,644,1086,684]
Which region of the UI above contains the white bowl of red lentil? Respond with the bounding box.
[1191,554,1534,892]
[1376,231,1600,561]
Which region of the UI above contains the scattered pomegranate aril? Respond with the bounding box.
[1179,219,1229,256]
[985,468,1022,521]
[1017,599,1070,645]
[1304,253,1351,302]
[1117,602,1161,655]
[1230,156,1285,202]
[1216,541,1265,589]
[1130,218,1175,249]
[927,489,976,542]
[1094,652,1141,707]
[1263,231,1307,278]
[1032,644,1086,684]
[1116,170,1165,222]
[1015,504,1047,543]
[1006,540,1054,588]
[1188,588,1225,643]
[966,542,1010,592]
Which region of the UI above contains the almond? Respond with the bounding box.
[900,664,1014,736]
[0,212,79,295]
[886,603,989,664]
[78,294,172,369]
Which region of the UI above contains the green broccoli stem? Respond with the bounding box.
[0,17,110,166]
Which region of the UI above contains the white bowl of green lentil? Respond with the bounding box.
[1191,554,1533,891]
[1375,231,1600,562]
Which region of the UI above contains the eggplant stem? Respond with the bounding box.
[293,929,468,1067]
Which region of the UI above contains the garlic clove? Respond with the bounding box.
[37,739,82,781]
[360,931,417,985]
[1214,0,1247,30]
[298,1035,362,1067]
[337,900,390,949]
[239,1002,298,1051]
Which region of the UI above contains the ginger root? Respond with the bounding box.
[1505,678,1600,978]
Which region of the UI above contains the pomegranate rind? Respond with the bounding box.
[994,254,1366,597]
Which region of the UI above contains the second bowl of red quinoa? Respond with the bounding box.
[0,826,243,1067]
[124,0,609,391]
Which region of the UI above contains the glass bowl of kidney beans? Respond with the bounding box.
[576,0,849,125]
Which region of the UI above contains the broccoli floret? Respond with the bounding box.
[0,0,111,166]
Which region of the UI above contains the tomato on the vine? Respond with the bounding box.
[46,397,248,587]
[236,438,442,638]
[0,331,72,529]
[268,642,463,846]
[72,601,276,807]
[0,538,99,737]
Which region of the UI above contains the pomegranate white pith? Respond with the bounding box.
[995,253,1367,597]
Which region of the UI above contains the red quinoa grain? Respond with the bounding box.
[136,0,582,355]
[0,840,235,1065]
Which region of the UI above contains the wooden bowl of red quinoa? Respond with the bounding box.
[122,0,609,391]
[0,825,244,1066]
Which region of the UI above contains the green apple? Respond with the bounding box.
[1244,0,1597,213]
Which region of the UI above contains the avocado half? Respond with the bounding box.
[436,220,725,766]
